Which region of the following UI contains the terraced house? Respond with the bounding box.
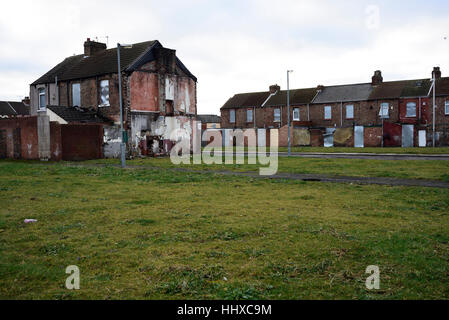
[30,38,197,156]
[221,68,449,147]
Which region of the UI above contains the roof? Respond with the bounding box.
[369,79,432,100]
[32,40,197,85]
[197,114,221,123]
[264,88,317,107]
[313,83,373,103]
[0,101,30,116]
[221,91,271,109]
[47,106,111,123]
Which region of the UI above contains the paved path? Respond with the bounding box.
[214,152,449,161]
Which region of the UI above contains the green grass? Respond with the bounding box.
[85,156,449,182]
[0,160,449,299]
[279,147,449,154]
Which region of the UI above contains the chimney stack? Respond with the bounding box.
[317,85,324,92]
[84,38,107,56]
[432,67,441,79]
[22,97,30,106]
[372,70,383,85]
[269,84,280,94]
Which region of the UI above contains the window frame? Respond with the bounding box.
[274,108,281,122]
[72,83,81,107]
[406,102,417,117]
[229,109,236,123]
[345,104,354,119]
[99,80,110,107]
[293,107,300,121]
[38,87,46,111]
[247,109,253,123]
[324,106,332,120]
[379,102,389,119]
[445,101,449,115]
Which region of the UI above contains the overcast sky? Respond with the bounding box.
[1,0,448,114]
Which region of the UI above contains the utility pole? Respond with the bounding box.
[287,70,293,156]
[432,73,436,148]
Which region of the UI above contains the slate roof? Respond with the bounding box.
[196,114,221,123]
[47,106,111,123]
[369,79,433,100]
[312,83,373,103]
[32,40,197,85]
[0,101,30,116]
[221,91,271,109]
[264,88,317,107]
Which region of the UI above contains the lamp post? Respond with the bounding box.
[287,70,293,156]
[117,43,132,168]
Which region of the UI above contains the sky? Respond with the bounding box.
[1,0,448,115]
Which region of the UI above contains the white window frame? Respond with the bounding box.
[274,108,281,122]
[247,109,253,123]
[445,101,449,115]
[230,109,236,123]
[379,102,389,118]
[72,83,81,107]
[38,87,46,111]
[99,80,110,107]
[345,104,354,119]
[406,102,417,117]
[293,107,300,121]
[324,106,332,120]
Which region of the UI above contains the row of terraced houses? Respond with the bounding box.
[220,68,449,147]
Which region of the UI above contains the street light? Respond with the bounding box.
[117,43,132,168]
[287,70,294,156]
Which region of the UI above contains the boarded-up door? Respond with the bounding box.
[257,129,266,147]
[402,125,414,147]
[354,126,364,148]
[324,128,336,147]
[419,130,426,147]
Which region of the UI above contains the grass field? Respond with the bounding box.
[86,156,449,182]
[1,160,449,300]
[280,147,449,154]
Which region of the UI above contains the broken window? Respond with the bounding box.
[247,109,253,122]
[274,108,281,122]
[72,83,81,107]
[38,88,46,111]
[99,80,110,107]
[230,109,236,123]
[293,108,300,121]
[445,101,449,115]
[165,76,174,100]
[324,106,332,120]
[346,105,354,119]
[379,102,389,118]
[406,102,416,117]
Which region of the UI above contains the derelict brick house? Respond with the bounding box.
[30,38,197,156]
[221,68,449,147]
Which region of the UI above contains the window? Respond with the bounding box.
[230,109,236,123]
[247,109,253,122]
[38,88,46,111]
[445,101,449,115]
[99,80,110,107]
[274,108,281,122]
[72,83,81,107]
[379,103,389,118]
[324,106,332,120]
[293,108,300,121]
[346,105,354,119]
[406,102,417,117]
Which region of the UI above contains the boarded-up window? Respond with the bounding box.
[230,109,236,123]
[72,83,81,107]
[274,108,281,122]
[346,105,354,119]
[406,102,416,117]
[293,108,300,121]
[324,106,332,119]
[99,80,110,107]
[379,102,389,118]
[165,77,174,100]
[38,88,46,111]
[247,109,253,122]
[445,101,449,115]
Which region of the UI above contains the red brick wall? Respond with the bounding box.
[364,126,382,147]
[61,124,103,160]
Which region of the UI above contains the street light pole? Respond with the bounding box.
[287,70,293,156]
[432,74,436,148]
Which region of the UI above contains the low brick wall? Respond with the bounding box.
[61,124,104,161]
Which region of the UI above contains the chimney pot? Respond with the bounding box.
[84,39,106,56]
[269,84,280,94]
[372,70,383,85]
[432,67,442,79]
